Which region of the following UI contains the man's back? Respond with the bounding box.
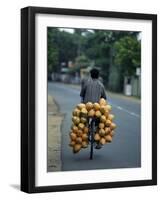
[80,77,106,103]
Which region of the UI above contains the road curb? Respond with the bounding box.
[47,95,64,172]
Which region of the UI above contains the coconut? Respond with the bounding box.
[73,144,82,153]
[108,114,114,121]
[100,105,106,114]
[99,98,107,106]
[82,133,88,141]
[80,117,87,124]
[72,125,78,133]
[99,123,105,129]
[107,105,112,111]
[100,115,106,123]
[104,110,109,118]
[94,133,101,141]
[100,137,106,145]
[105,127,110,135]
[70,132,77,141]
[99,129,106,137]
[105,119,111,127]
[95,110,102,118]
[77,103,86,110]
[93,103,100,111]
[110,122,116,130]
[88,109,95,117]
[82,141,88,148]
[72,116,80,125]
[78,123,85,130]
[86,102,93,111]
[105,135,112,142]
[80,108,88,116]
[84,127,89,134]
[76,137,83,144]
[69,140,76,147]
[72,108,80,117]
[77,129,83,137]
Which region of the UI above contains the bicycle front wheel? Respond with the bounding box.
[90,120,95,160]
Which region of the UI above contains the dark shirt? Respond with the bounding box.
[80,77,107,103]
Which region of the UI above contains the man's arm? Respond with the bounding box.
[80,87,86,98]
[101,86,107,99]
[80,83,86,100]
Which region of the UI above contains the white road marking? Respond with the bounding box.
[108,101,140,118]
[117,106,123,110]
[130,112,140,118]
[109,102,140,118]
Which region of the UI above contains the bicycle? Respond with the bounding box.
[88,117,100,160]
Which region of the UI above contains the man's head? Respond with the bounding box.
[90,68,99,79]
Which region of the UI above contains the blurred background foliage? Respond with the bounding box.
[48,27,141,93]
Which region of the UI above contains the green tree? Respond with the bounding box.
[57,30,77,66]
[84,30,111,84]
[75,55,90,68]
[47,28,59,73]
[84,30,140,91]
[114,35,141,76]
[47,28,78,72]
[47,27,141,93]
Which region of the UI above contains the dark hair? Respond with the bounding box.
[90,68,99,79]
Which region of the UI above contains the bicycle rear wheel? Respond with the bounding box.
[90,120,95,160]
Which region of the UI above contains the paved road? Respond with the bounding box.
[48,82,141,171]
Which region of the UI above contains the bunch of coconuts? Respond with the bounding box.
[69,98,116,153]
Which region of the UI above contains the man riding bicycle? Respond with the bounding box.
[80,68,107,149]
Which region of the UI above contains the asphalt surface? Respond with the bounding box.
[48,82,141,171]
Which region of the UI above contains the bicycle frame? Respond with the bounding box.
[88,117,98,160]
